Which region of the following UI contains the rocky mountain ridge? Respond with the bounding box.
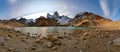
[47,11,71,25]
[1,11,119,28]
[69,12,112,27]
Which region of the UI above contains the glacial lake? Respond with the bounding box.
[11,26,88,37]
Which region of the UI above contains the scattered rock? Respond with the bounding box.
[1,42,5,46]
[98,35,104,38]
[54,41,62,45]
[106,41,113,47]
[95,41,98,43]
[21,39,26,42]
[0,36,5,44]
[8,34,12,38]
[31,47,36,50]
[64,32,66,34]
[35,39,44,44]
[20,36,26,39]
[113,37,120,46]
[24,46,28,49]
[47,35,59,42]
[79,49,83,52]
[45,42,53,48]
[14,48,19,52]
[105,32,109,34]
[51,46,57,50]
[83,32,89,36]
[57,35,64,39]
[15,34,19,37]
[35,39,40,43]
[81,32,89,40]
[72,45,78,48]
[27,32,30,35]
[8,47,14,51]
[5,37,10,40]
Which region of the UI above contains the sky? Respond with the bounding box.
[0,0,120,20]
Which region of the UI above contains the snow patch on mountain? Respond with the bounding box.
[47,11,71,25]
[15,11,71,25]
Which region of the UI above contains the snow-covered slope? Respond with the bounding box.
[47,11,71,25]
[57,16,71,25]
[16,12,47,25]
[16,12,48,20]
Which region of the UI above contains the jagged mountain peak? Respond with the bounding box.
[46,11,71,25]
[54,11,59,16]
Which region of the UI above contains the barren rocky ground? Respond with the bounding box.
[0,27,120,52]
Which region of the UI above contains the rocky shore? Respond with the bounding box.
[0,27,120,52]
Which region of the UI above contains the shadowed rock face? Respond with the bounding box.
[69,12,112,27]
[35,16,58,26]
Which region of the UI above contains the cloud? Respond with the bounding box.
[7,0,17,4]
[112,8,119,17]
[99,0,110,18]
[59,6,74,18]
[112,0,119,17]
[22,12,47,19]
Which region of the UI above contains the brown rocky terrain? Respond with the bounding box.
[68,12,120,29]
[35,16,58,26]
[0,20,27,27]
[0,12,120,52]
[0,27,120,52]
[97,20,120,29]
[69,12,112,27]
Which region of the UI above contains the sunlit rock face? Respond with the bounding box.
[69,12,112,27]
[35,16,58,26]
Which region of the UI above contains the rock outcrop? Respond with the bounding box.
[35,16,58,26]
[0,19,27,27]
[18,18,35,26]
[69,12,112,27]
[47,11,71,25]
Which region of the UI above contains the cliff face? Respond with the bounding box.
[35,16,58,26]
[69,12,112,27]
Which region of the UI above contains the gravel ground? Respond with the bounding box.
[0,27,120,52]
